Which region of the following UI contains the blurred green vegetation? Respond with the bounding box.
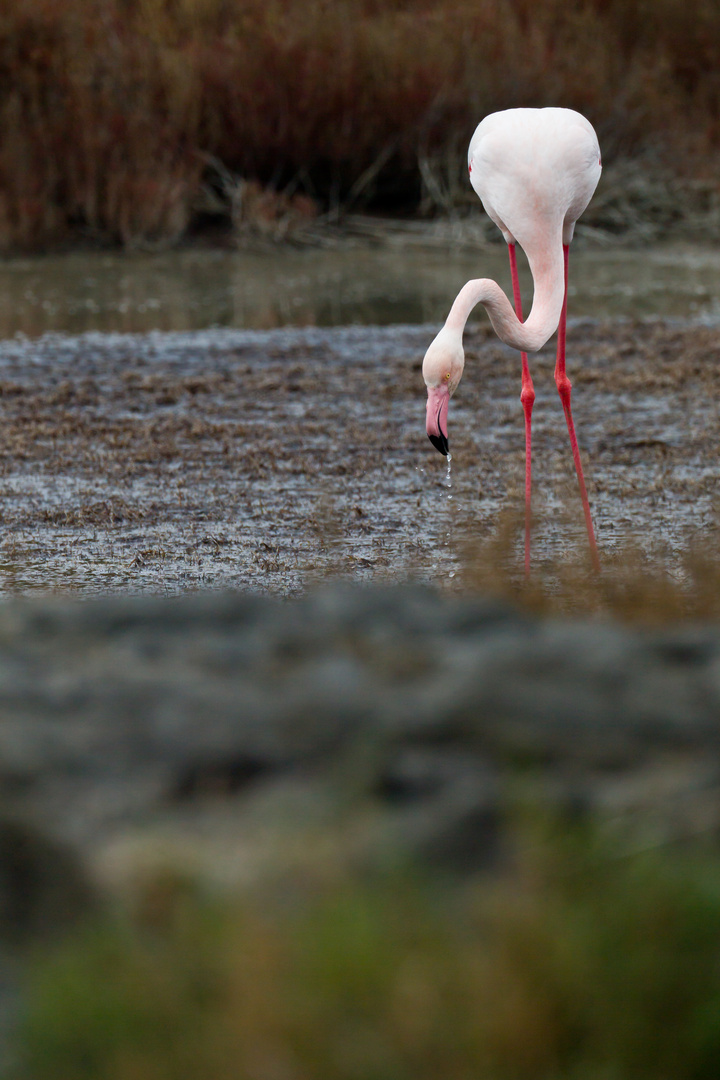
[14,828,720,1079]
[1,0,719,250]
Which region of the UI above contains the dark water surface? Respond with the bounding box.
[2,242,720,337]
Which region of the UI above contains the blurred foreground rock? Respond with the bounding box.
[2,584,720,939]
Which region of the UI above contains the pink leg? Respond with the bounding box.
[555,244,600,571]
[508,243,534,577]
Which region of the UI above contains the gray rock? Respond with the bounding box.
[0,585,718,937]
[374,747,500,872]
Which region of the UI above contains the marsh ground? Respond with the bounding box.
[0,317,716,597]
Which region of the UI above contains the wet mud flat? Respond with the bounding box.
[0,319,717,596]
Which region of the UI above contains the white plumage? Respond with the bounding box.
[423,107,602,571]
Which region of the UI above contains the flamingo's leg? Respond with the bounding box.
[508,243,534,577]
[555,244,600,571]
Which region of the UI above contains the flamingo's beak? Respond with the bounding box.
[426,385,449,455]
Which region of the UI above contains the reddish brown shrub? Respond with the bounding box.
[0,0,718,249]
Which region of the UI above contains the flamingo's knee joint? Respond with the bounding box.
[555,374,572,403]
[520,385,535,408]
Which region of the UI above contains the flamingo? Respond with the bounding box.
[422,107,602,573]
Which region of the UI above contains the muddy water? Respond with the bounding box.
[0,318,717,596]
[0,241,719,596]
[2,242,720,337]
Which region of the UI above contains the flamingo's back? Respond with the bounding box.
[468,108,601,251]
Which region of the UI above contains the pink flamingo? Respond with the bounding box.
[423,107,602,573]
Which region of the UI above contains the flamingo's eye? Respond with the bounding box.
[444,373,451,380]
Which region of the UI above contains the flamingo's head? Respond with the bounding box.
[422,328,464,455]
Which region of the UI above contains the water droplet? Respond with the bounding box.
[442,452,453,562]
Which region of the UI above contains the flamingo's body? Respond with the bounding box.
[423,107,602,571]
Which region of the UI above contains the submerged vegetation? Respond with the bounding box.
[15,830,720,1080]
[1,0,720,250]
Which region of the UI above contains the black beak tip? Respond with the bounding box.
[428,432,449,455]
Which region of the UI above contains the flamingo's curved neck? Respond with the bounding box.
[446,239,566,353]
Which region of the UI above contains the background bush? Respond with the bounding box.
[1,0,719,248]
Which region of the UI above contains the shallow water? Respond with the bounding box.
[0,239,718,596]
[2,241,720,337]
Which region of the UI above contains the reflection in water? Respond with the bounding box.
[0,242,720,338]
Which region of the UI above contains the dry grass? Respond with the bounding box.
[1,0,719,249]
[16,830,720,1079]
[456,504,720,626]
